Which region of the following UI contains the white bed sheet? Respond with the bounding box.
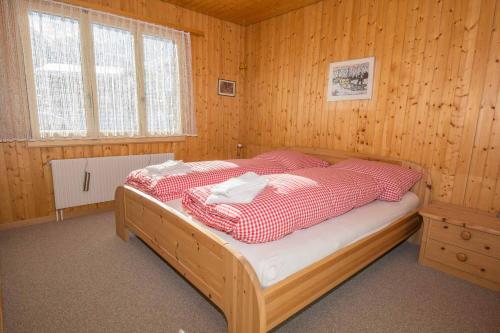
[124,185,419,288]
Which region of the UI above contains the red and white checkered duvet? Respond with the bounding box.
[182,167,383,243]
[125,159,288,202]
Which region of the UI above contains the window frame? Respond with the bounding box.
[19,1,186,143]
[141,31,184,136]
[89,19,141,137]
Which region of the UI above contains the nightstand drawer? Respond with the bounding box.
[428,220,500,259]
[425,239,500,284]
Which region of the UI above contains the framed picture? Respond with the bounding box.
[217,79,236,97]
[327,56,375,102]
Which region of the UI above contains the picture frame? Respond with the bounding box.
[217,79,236,97]
[327,56,375,102]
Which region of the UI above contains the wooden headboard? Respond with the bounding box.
[260,147,433,207]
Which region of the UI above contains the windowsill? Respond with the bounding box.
[26,135,187,148]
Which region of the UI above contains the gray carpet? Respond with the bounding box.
[0,213,498,333]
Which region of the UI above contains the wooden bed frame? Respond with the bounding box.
[115,148,431,332]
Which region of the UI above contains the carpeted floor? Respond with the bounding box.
[0,212,499,333]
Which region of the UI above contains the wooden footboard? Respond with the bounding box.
[115,186,266,332]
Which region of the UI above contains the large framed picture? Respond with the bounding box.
[217,79,236,97]
[327,57,375,101]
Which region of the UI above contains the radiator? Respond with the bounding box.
[50,153,174,213]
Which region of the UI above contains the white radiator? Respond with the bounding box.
[50,153,174,212]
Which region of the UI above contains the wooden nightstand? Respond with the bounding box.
[419,202,500,291]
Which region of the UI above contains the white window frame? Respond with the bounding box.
[18,0,186,142]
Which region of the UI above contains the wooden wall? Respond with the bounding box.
[240,0,500,213]
[2,0,500,226]
[0,0,244,225]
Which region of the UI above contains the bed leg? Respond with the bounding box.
[224,255,266,333]
[115,186,129,241]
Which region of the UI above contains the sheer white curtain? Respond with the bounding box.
[92,20,139,137]
[0,0,196,141]
[141,24,195,136]
[0,0,31,140]
[26,3,89,138]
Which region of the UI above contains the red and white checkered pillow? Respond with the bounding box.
[253,150,330,170]
[331,159,422,201]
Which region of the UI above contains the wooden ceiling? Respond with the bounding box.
[160,0,323,25]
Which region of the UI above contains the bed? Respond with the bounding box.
[115,148,431,332]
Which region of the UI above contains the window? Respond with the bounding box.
[92,24,139,136]
[143,35,182,136]
[28,11,87,137]
[20,0,196,140]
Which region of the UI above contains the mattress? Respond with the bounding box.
[124,185,419,288]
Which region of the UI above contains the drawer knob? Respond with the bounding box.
[460,231,472,240]
[456,253,468,262]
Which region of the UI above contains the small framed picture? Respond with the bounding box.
[218,79,236,97]
[327,56,375,102]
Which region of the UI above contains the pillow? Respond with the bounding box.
[330,159,422,201]
[253,150,330,170]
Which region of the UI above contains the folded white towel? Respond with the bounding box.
[145,160,192,177]
[206,172,268,205]
[211,172,263,196]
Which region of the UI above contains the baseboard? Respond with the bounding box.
[0,268,3,333]
[407,223,423,245]
[0,205,115,231]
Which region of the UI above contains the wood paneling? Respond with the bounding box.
[0,0,244,225]
[3,0,499,225]
[240,0,500,213]
[159,0,323,25]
